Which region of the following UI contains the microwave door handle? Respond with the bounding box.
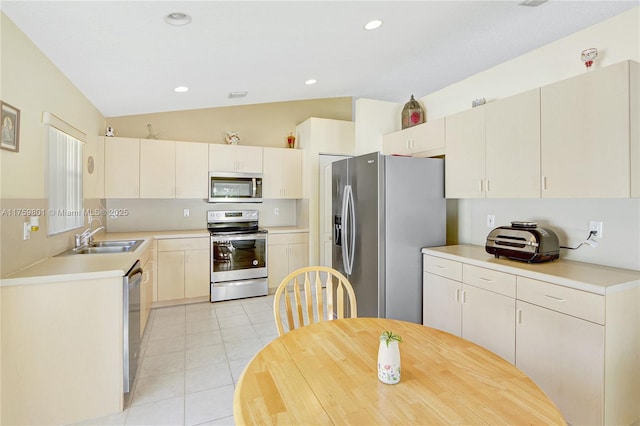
[252,178,257,198]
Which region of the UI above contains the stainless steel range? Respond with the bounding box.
[208,210,268,302]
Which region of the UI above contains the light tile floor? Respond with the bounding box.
[74,295,278,426]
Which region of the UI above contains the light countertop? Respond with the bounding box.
[1,227,307,286]
[422,244,640,295]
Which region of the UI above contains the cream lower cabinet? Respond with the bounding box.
[267,232,309,290]
[156,238,210,301]
[423,248,639,426]
[423,255,516,364]
[140,241,155,336]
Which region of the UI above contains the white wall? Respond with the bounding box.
[425,8,640,270]
[354,98,400,155]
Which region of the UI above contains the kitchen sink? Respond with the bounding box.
[55,239,144,256]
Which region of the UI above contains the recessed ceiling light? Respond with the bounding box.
[174,86,189,93]
[165,12,191,26]
[228,91,248,99]
[364,20,383,30]
[305,79,317,85]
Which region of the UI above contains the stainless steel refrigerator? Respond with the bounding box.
[332,152,445,324]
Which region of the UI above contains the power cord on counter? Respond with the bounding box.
[560,230,598,250]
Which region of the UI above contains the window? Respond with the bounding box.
[45,113,85,235]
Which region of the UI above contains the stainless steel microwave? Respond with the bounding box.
[208,172,263,203]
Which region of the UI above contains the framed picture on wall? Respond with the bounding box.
[1,101,20,152]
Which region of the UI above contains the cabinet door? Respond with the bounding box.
[267,243,289,290]
[184,249,210,298]
[140,139,175,198]
[516,300,604,425]
[235,145,263,173]
[262,147,284,198]
[422,272,462,336]
[382,130,411,156]
[104,137,140,198]
[157,251,185,301]
[281,149,303,198]
[176,142,208,198]
[485,89,540,198]
[208,144,237,172]
[288,242,309,272]
[445,107,485,198]
[541,61,631,198]
[461,284,515,364]
[411,117,445,156]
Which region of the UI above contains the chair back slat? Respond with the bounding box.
[304,272,314,325]
[293,278,304,328]
[315,272,324,323]
[273,266,357,336]
[284,291,294,333]
[336,281,345,319]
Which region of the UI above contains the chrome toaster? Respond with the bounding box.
[485,221,559,263]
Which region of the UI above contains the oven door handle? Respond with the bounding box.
[212,232,267,241]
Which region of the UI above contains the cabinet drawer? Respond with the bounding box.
[517,276,605,324]
[423,255,462,281]
[268,232,308,245]
[158,237,209,252]
[463,264,516,298]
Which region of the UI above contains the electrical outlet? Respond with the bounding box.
[589,221,603,238]
[183,208,190,217]
[274,208,279,216]
[487,215,496,228]
[23,222,31,240]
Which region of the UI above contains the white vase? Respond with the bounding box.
[377,340,401,384]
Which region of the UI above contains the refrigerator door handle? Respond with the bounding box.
[346,184,355,275]
[341,185,351,275]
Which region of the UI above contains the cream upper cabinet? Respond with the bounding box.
[485,88,541,198]
[104,137,140,198]
[208,144,263,173]
[382,118,445,157]
[176,141,209,198]
[445,89,541,199]
[445,107,485,198]
[140,139,176,198]
[263,147,303,199]
[541,60,638,198]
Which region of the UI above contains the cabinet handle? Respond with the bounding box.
[479,277,494,283]
[542,176,548,190]
[461,290,466,304]
[455,288,460,302]
[434,264,446,269]
[544,294,566,303]
[479,180,484,193]
[486,179,490,192]
[517,309,522,324]
[143,270,150,283]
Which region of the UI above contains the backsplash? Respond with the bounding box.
[105,198,298,232]
[450,198,640,271]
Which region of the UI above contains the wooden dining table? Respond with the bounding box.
[233,317,566,425]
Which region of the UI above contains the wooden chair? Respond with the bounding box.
[273,266,357,336]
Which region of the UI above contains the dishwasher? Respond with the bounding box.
[123,260,143,395]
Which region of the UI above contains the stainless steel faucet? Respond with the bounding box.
[74,213,104,249]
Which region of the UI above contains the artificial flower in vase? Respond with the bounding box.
[378,330,402,384]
